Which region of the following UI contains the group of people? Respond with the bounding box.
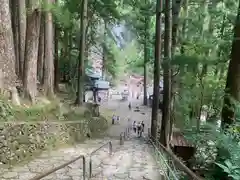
[132,121,145,137]
[112,115,145,137]
[112,114,120,124]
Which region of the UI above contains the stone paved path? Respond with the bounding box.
[90,137,164,180]
[0,96,164,180]
[0,138,117,180]
[100,95,152,138]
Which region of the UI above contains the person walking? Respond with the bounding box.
[137,122,142,137]
[132,121,137,133]
[141,121,145,132]
[112,115,116,124]
[117,116,120,124]
[128,102,132,110]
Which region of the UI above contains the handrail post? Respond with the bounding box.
[109,141,112,155]
[120,133,124,145]
[82,156,86,180]
[89,158,92,178]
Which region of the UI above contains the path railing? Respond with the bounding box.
[147,128,203,180]
[29,155,86,180]
[89,141,112,178]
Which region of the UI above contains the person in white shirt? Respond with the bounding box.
[112,115,116,124]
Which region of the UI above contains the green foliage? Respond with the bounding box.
[215,160,240,180]
[41,0,73,28]
[0,96,62,122]
[40,0,126,84]
[13,102,61,121]
[0,97,14,120]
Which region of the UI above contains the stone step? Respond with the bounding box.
[89,139,165,180]
[0,138,120,180]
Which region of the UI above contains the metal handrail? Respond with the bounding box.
[147,128,203,180]
[149,136,179,180]
[29,155,86,180]
[89,141,112,178]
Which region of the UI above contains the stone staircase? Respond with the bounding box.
[0,134,165,180]
[89,138,164,180]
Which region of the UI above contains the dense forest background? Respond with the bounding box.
[1,0,240,179]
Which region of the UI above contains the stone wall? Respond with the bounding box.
[0,120,93,165]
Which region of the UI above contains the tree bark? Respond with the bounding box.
[221,1,240,128]
[160,0,172,147]
[68,31,73,80]
[0,0,17,90]
[76,0,88,105]
[23,1,41,103]
[18,0,26,79]
[43,0,54,97]
[172,0,182,53]
[151,0,163,140]
[54,24,59,91]
[180,0,188,54]
[61,30,69,82]
[10,0,20,77]
[102,20,107,80]
[37,12,45,85]
[143,10,150,106]
[214,14,226,77]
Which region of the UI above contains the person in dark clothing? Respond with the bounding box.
[141,121,145,132]
[86,133,91,139]
[112,115,116,124]
[117,116,120,124]
[137,122,142,137]
[128,102,132,110]
[98,96,101,103]
[133,121,136,133]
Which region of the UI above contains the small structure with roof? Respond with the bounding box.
[170,128,196,168]
[85,68,110,102]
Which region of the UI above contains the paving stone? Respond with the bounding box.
[41,174,57,180]
[18,172,36,180]
[114,172,129,179]
[12,166,29,173]
[2,171,18,179]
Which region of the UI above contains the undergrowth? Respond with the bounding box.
[0,95,81,122]
[0,97,61,121]
[0,94,112,124]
